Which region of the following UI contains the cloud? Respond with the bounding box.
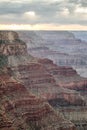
[23,11,39,20]
[75,6,87,13]
[0,0,87,29]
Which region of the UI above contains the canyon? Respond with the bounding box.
[0,31,87,130]
[0,73,76,130]
[17,31,87,78]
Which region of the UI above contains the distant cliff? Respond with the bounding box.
[18,31,87,78]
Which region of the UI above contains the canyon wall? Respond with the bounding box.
[0,31,87,130]
[0,31,77,130]
[17,31,87,78]
[0,73,76,130]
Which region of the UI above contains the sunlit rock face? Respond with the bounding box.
[0,31,19,41]
[0,31,27,56]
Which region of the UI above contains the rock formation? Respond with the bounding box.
[1,31,87,130]
[0,31,77,130]
[0,31,27,56]
[17,31,87,78]
[0,73,76,130]
[0,31,87,107]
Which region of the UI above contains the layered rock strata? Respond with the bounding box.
[0,31,86,106]
[0,31,77,130]
[0,74,76,130]
[0,31,87,130]
[58,106,87,130]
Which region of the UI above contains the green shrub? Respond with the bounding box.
[0,55,8,68]
[0,40,8,44]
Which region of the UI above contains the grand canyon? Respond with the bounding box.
[0,31,87,130]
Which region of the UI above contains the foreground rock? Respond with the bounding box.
[0,73,76,130]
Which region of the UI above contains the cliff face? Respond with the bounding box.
[0,74,76,130]
[11,61,85,106]
[0,31,86,107]
[38,59,87,105]
[0,31,36,67]
[0,31,77,130]
[18,31,87,78]
[1,31,87,130]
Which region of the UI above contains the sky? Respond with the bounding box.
[0,0,87,30]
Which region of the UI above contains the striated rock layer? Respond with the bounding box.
[17,31,87,78]
[0,31,87,106]
[0,31,87,130]
[0,31,77,130]
[0,73,76,130]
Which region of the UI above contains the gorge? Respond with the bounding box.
[0,31,87,130]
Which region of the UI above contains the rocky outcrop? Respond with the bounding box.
[0,31,19,41]
[0,43,27,55]
[0,74,76,130]
[0,31,36,69]
[0,31,27,56]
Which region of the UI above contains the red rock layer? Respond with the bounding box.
[0,31,87,130]
[38,58,87,102]
[38,58,77,76]
[0,74,76,130]
[38,58,87,90]
[11,59,86,106]
[0,31,86,106]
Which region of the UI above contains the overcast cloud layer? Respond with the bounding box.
[0,0,87,28]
